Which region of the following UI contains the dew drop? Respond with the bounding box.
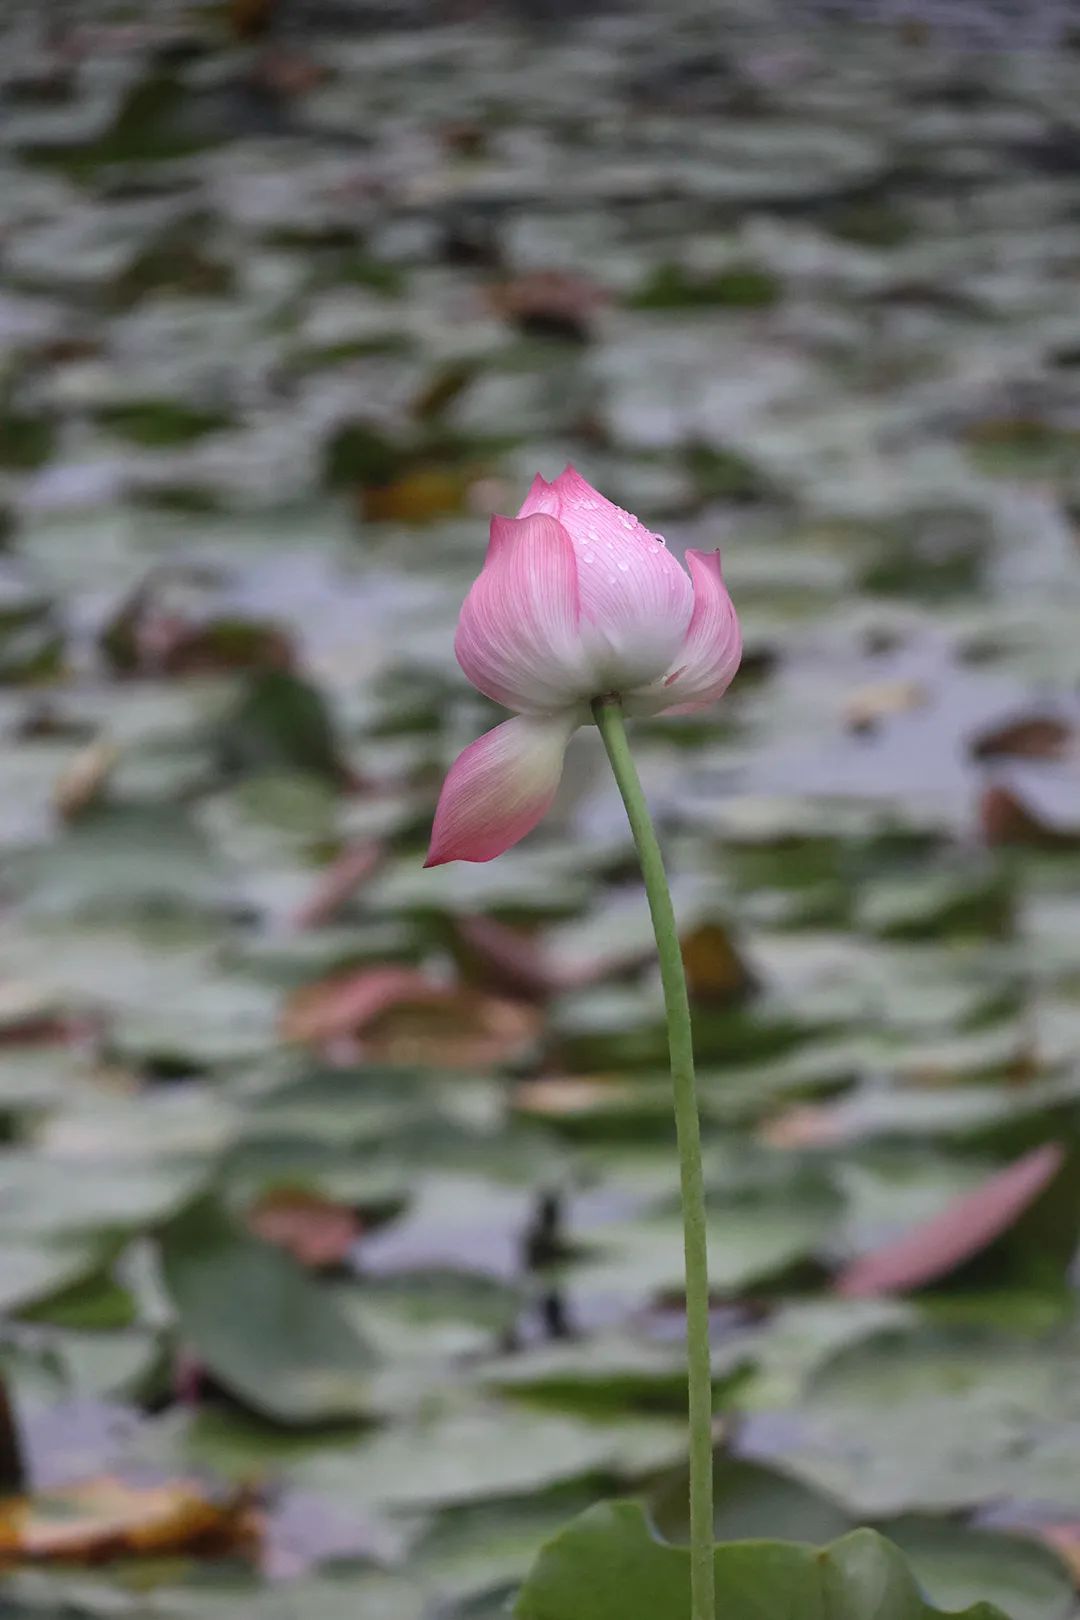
[583,551,595,564]
[655,534,667,547]
[617,560,629,571]
[607,573,617,584]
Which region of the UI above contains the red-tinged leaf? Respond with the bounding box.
[280,967,540,1068]
[454,916,558,1000]
[361,987,540,1070]
[979,784,1080,849]
[836,1141,1065,1298]
[280,967,440,1045]
[162,619,293,676]
[100,579,293,679]
[971,714,1073,762]
[488,271,606,342]
[0,983,103,1049]
[290,843,383,930]
[247,1188,361,1268]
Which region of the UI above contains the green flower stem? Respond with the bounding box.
[592,696,714,1620]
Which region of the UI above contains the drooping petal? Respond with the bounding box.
[424,712,579,866]
[643,548,741,715]
[528,467,693,690]
[454,512,593,712]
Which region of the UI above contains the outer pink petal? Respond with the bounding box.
[454,512,592,713]
[533,467,693,691]
[649,549,741,714]
[424,713,578,866]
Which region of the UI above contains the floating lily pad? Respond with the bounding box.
[160,1199,378,1426]
[515,1502,1012,1619]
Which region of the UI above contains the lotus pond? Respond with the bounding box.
[2,1,1080,1616]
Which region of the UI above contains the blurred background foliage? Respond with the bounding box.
[1,0,1080,1615]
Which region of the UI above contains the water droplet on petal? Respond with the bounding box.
[583,551,594,564]
[607,574,617,584]
[617,560,629,571]
[655,534,667,546]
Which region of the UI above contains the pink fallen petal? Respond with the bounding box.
[454,512,591,713]
[521,466,693,690]
[653,549,742,714]
[836,1141,1065,1298]
[425,712,578,866]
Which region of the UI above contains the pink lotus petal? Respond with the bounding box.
[645,549,742,715]
[517,472,554,517]
[454,512,592,713]
[425,712,578,866]
[522,467,694,691]
[836,1141,1065,1298]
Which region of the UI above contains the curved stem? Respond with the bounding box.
[592,696,714,1620]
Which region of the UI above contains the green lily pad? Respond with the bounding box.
[567,1177,841,1309]
[218,671,350,785]
[741,1321,1080,1516]
[0,1152,205,1241]
[888,1519,1076,1620]
[0,1242,106,1316]
[295,1398,685,1513]
[159,1199,377,1426]
[2,1567,425,1619]
[515,1502,1012,1619]
[8,804,228,919]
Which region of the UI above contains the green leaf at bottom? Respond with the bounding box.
[514,1502,1014,1620]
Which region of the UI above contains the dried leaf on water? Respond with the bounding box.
[0,1476,255,1565]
